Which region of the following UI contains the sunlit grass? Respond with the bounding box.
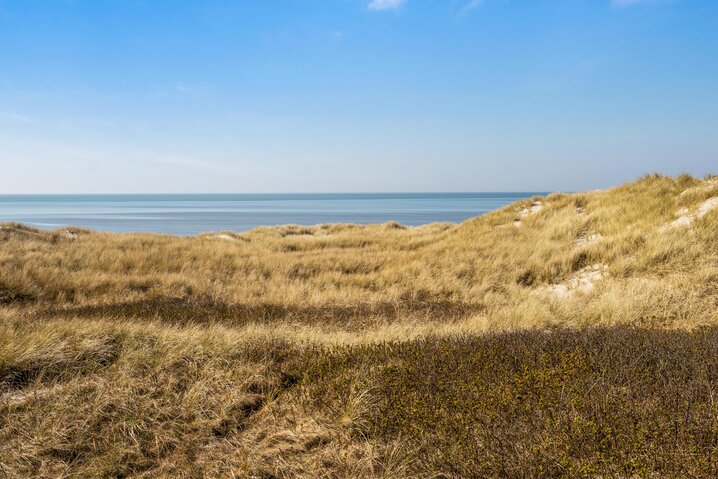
[2,173,718,477]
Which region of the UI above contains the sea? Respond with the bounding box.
[0,193,544,236]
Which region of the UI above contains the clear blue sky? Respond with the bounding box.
[0,0,716,193]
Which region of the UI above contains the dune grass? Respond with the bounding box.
[2,173,718,477]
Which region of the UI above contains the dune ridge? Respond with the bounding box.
[3,173,718,477]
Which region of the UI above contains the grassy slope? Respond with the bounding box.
[2,174,718,477]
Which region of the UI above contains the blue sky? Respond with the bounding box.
[0,0,716,193]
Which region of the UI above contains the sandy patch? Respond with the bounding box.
[679,178,718,197]
[574,233,602,247]
[1,384,65,406]
[662,197,718,231]
[543,264,609,299]
[698,197,718,217]
[1,390,32,406]
[513,201,543,227]
[212,234,237,241]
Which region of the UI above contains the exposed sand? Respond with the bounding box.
[213,234,237,241]
[513,201,543,227]
[543,264,610,299]
[575,232,603,247]
[662,197,718,231]
[679,178,718,197]
[1,384,65,406]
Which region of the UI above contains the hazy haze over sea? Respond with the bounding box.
[0,193,544,235]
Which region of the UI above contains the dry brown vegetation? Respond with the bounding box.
[2,174,718,477]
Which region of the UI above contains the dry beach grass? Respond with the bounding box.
[2,174,718,477]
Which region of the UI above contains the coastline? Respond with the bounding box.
[3,174,718,477]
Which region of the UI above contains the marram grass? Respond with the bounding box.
[2,173,718,477]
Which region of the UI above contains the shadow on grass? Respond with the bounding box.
[40,296,485,329]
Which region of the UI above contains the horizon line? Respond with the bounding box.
[0,191,554,196]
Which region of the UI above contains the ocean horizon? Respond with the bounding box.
[0,192,545,235]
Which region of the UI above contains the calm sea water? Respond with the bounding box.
[0,193,544,236]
